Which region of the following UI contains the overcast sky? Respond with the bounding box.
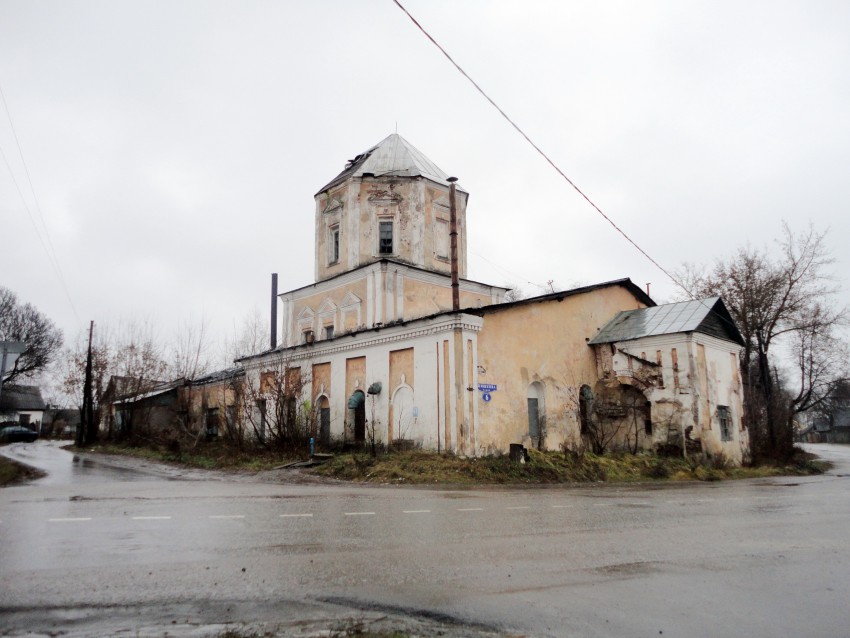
[2,0,849,366]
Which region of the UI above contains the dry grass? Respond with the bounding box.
[313,448,831,485]
[0,455,45,486]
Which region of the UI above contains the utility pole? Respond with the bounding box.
[79,321,95,447]
[0,341,26,409]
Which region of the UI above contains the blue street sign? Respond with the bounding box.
[482,393,492,402]
[478,384,497,392]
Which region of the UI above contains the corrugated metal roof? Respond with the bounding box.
[588,297,743,345]
[317,134,457,193]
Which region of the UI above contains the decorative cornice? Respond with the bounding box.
[245,314,483,366]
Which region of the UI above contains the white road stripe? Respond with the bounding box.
[48,517,92,522]
[403,509,431,514]
[279,513,313,518]
[551,505,574,509]
[132,516,171,520]
[457,507,483,511]
[209,515,245,519]
[345,511,376,516]
[506,506,530,510]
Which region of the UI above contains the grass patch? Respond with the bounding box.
[73,440,832,485]
[0,455,45,486]
[78,440,303,472]
[313,448,831,485]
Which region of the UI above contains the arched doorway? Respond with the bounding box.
[348,390,366,442]
[317,395,330,445]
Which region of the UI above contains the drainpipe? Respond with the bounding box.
[448,177,466,454]
[448,177,459,312]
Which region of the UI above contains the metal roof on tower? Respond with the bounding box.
[317,133,460,194]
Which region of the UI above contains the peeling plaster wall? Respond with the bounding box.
[243,313,483,454]
[281,262,505,347]
[314,177,469,283]
[474,286,647,453]
[601,332,748,463]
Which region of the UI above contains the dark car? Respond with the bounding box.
[0,425,39,443]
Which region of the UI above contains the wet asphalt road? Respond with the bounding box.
[1,442,850,637]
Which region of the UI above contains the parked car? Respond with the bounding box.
[0,425,39,443]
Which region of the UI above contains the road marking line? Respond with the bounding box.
[132,516,171,520]
[48,517,91,522]
[551,505,574,509]
[279,513,313,518]
[457,507,483,511]
[209,515,245,519]
[506,506,530,510]
[345,512,376,516]
[403,509,431,514]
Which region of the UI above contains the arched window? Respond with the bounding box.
[527,382,545,450]
[391,385,415,442]
[579,385,594,435]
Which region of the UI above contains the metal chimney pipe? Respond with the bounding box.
[448,177,459,312]
[270,273,278,349]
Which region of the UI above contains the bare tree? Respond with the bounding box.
[677,222,845,460]
[0,286,63,383]
[241,357,311,452]
[223,307,268,363]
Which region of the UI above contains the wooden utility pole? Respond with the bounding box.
[79,321,95,446]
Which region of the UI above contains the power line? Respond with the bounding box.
[390,1,750,337]
[391,0,689,294]
[0,81,81,325]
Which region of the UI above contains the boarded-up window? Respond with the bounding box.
[260,371,276,394]
[435,218,449,259]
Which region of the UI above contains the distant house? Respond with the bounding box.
[105,368,246,441]
[0,385,47,430]
[42,408,81,438]
[817,408,850,444]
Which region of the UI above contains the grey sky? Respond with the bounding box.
[2,0,849,364]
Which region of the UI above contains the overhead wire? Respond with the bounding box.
[0,81,81,325]
[390,0,747,337]
[391,0,689,294]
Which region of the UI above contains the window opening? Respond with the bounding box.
[329,225,340,264]
[324,325,334,340]
[379,220,393,255]
[718,405,732,441]
[206,408,219,440]
[579,385,593,435]
[256,399,267,443]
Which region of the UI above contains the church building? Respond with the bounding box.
[239,134,750,463]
